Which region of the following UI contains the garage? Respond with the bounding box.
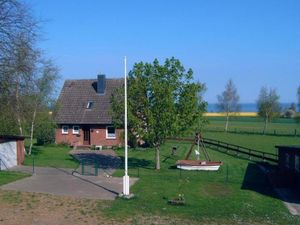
[0,135,25,170]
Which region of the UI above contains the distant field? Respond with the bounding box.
[203,116,300,136]
[204,112,257,117]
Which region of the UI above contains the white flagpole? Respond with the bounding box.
[123,56,130,195]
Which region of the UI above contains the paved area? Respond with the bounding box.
[1,166,138,200]
[70,150,121,169]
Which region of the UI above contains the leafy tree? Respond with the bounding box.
[0,0,59,154]
[0,0,39,136]
[26,60,59,154]
[111,58,206,169]
[0,0,37,74]
[35,112,56,145]
[217,79,240,132]
[257,87,280,134]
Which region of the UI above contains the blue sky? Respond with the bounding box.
[27,0,300,103]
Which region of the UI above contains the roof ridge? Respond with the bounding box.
[65,78,123,82]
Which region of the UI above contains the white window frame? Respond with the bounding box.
[86,101,94,109]
[62,125,69,134]
[106,126,116,139]
[72,125,80,135]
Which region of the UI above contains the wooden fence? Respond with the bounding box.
[167,137,278,164]
[202,138,278,163]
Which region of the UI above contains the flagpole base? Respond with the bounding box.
[123,175,130,195]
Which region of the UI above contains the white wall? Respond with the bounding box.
[0,141,17,170]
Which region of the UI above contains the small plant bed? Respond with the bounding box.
[168,194,186,206]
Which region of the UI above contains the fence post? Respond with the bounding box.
[95,161,98,176]
[295,129,297,137]
[274,129,276,135]
[81,161,84,175]
[0,158,1,171]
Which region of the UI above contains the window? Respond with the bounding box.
[73,126,80,134]
[62,125,69,134]
[86,101,94,109]
[106,126,116,139]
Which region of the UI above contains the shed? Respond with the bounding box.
[0,135,25,170]
[276,145,300,187]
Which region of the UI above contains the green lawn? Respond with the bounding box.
[23,144,79,169]
[106,138,299,224]
[0,171,30,185]
[204,131,300,154]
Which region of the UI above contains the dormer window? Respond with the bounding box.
[86,101,94,109]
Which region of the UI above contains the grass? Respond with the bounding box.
[17,117,300,224]
[23,144,79,169]
[106,138,300,224]
[0,171,30,186]
[204,116,300,136]
[204,131,300,154]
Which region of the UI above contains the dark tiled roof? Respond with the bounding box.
[55,78,123,124]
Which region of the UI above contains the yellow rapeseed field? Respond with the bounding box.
[203,112,258,117]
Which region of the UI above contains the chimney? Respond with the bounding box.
[97,74,106,94]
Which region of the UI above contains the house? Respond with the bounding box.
[55,75,123,147]
[0,135,25,170]
[276,145,300,187]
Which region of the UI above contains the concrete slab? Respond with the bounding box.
[1,166,138,200]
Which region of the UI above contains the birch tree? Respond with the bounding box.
[27,60,58,154]
[217,79,240,132]
[0,0,59,151]
[257,87,280,134]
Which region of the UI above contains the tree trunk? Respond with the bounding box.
[155,145,160,170]
[28,105,37,155]
[15,77,23,136]
[263,115,268,135]
[225,114,229,132]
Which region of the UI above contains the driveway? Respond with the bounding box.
[0,166,138,200]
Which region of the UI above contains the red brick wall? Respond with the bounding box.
[55,125,123,147]
[55,126,83,146]
[90,125,122,146]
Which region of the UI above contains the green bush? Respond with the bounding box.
[35,115,56,145]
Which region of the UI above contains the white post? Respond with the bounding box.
[123,56,130,195]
